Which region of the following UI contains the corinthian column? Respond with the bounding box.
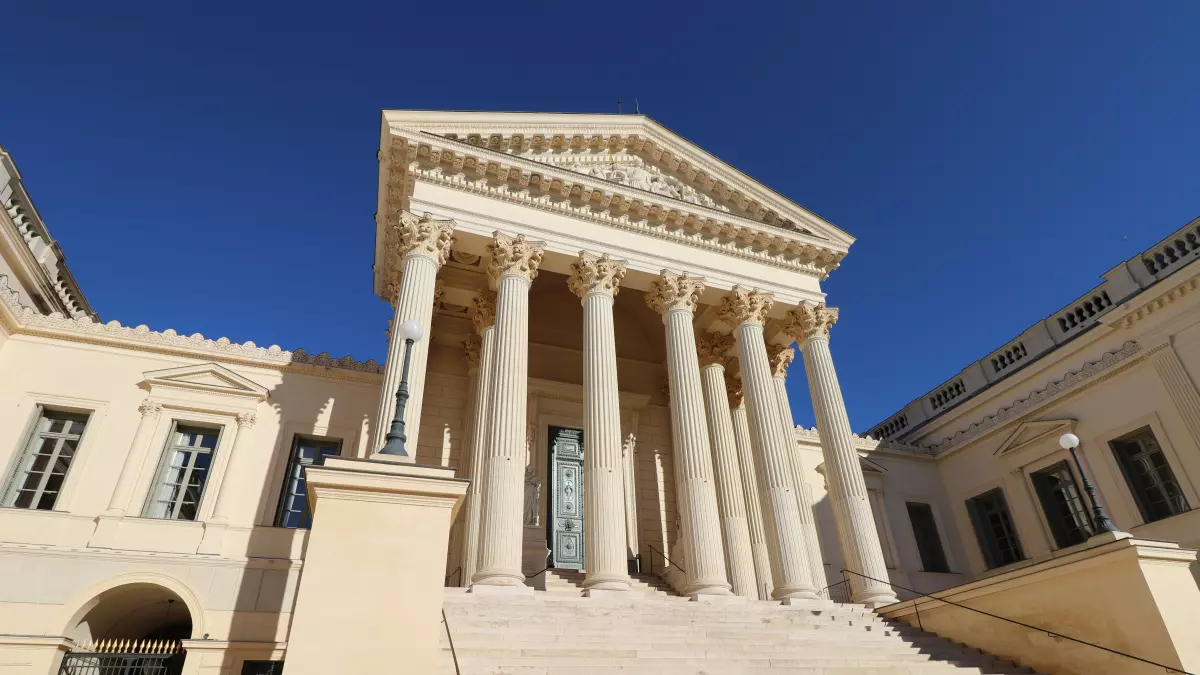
[786,303,896,607]
[210,412,259,525]
[473,233,544,590]
[726,376,774,600]
[645,271,733,599]
[105,400,164,515]
[768,344,828,591]
[459,293,496,587]
[373,212,455,456]
[718,287,816,601]
[569,252,633,594]
[697,333,757,599]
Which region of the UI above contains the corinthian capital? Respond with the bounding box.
[471,291,497,333]
[388,211,456,266]
[766,345,795,377]
[568,252,627,299]
[645,270,705,316]
[696,332,734,367]
[487,232,545,284]
[785,302,840,342]
[724,373,745,409]
[717,286,774,328]
[236,412,257,429]
[464,334,482,369]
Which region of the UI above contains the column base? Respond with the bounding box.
[685,582,734,598]
[585,588,639,602]
[780,597,834,608]
[771,584,818,601]
[582,574,633,592]
[690,593,747,604]
[469,583,536,599]
[851,590,899,609]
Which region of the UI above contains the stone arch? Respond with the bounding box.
[60,572,205,644]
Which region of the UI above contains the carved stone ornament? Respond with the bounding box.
[717,286,774,328]
[523,465,541,527]
[766,344,795,377]
[568,252,628,299]
[138,400,164,418]
[645,270,706,316]
[696,332,735,367]
[236,412,257,429]
[464,334,482,369]
[487,232,545,284]
[785,302,840,342]
[622,433,637,457]
[434,278,445,305]
[471,291,497,332]
[387,211,456,266]
[725,373,745,409]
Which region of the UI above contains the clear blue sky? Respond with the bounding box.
[3,2,1197,433]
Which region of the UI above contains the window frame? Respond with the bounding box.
[1109,425,1191,524]
[1,406,92,511]
[905,501,951,573]
[965,487,1025,570]
[274,435,342,529]
[143,420,225,521]
[1029,460,1094,549]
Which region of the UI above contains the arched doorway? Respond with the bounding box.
[60,583,194,674]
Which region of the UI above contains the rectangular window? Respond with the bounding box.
[905,502,950,573]
[1030,461,1092,548]
[275,437,341,528]
[241,661,284,675]
[145,424,221,521]
[2,409,90,510]
[965,488,1024,569]
[1110,426,1190,523]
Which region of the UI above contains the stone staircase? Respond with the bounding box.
[438,570,1038,674]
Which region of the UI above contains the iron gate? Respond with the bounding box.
[59,639,184,675]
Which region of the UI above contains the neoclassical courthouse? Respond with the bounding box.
[2,112,1200,675]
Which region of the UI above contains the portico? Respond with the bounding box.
[371,110,897,607]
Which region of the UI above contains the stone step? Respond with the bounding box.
[436,664,990,675]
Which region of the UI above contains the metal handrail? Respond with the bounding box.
[817,578,850,602]
[645,543,686,575]
[525,566,554,579]
[841,568,1193,675]
[445,566,462,587]
[441,608,461,675]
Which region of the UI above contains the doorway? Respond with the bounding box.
[547,425,585,570]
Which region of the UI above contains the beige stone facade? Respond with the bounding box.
[1,116,1198,674]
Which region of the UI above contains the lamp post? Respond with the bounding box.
[1059,433,1120,534]
[380,320,425,457]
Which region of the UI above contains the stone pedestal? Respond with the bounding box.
[283,457,467,675]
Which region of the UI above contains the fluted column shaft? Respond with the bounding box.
[210,413,259,525]
[646,272,732,598]
[698,350,758,599]
[571,253,633,593]
[720,288,816,601]
[788,303,896,607]
[459,302,495,587]
[729,396,774,600]
[106,400,164,515]
[373,213,455,455]
[772,371,828,590]
[473,234,544,588]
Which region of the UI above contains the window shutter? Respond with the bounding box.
[965,498,996,569]
[993,489,1024,560]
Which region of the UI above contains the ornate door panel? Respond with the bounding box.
[549,426,585,570]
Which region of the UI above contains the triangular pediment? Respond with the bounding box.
[380,110,855,248]
[995,419,1075,457]
[143,363,269,400]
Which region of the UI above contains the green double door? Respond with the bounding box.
[548,426,585,570]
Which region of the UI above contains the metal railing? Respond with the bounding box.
[817,578,851,604]
[60,639,184,675]
[841,568,1194,675]
[441,608,461,675]
[644,543,686,576]
[445,566,463,587]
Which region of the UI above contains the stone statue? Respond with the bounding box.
[523,465,540,527]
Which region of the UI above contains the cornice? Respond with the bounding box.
[381,111,854,248]
[927,340,1153,455]
[1104,270,1200,330]
[793,425,934,457]
[0,274,383,382]
[378,128,845,283]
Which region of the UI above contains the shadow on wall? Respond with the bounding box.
[217,366,380,672]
